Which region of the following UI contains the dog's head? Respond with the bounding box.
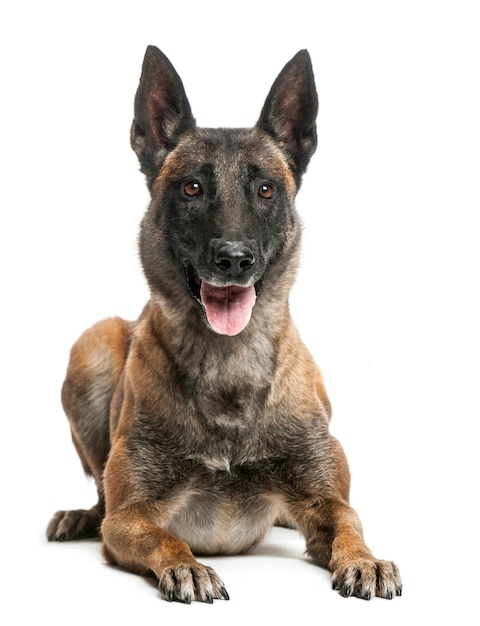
[131,46,318,336]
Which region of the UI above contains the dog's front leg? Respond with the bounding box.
[296,439,402,600]
[308,498,402,600]
[101,508,229,603]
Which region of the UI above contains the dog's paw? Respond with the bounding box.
[158,563,230,604]
[46,509,101,541]
[331,558,402,600]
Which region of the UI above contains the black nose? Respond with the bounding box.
[214,241,255,277]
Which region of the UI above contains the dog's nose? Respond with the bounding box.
[214,241,255,277]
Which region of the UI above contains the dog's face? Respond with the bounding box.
[142,127,299,336]
[131,47,318,336]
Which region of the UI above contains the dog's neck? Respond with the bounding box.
[142,292,292,391]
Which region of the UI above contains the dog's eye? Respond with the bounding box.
[258,183,274,199]
[184,181,203,197]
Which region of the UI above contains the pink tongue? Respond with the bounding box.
[200,282,256,336]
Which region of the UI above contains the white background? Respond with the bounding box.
[1,1,479,624]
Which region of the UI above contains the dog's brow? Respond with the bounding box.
[178,163,215,180]
[247,163,278,182]
[160,160,215,187]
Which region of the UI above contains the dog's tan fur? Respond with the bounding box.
[47,46,402,603]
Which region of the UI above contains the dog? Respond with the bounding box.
[47,46,402,603]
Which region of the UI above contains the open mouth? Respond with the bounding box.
[184,262,259,336]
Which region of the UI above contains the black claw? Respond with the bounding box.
[205,592,214,604]
[386,589,393,600]
[397,586,403,597]
[363,591,372,601]
[167,591,174,602]
[221,587,230,601]
[341,584,352,598]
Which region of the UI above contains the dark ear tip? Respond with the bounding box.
[143,45,164,65]
[293,49,313,70]
[296,49,311,59]
[145,44,160,56]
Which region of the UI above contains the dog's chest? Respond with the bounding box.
[157,462,285,556]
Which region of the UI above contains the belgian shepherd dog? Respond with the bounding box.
[47,46,402,603]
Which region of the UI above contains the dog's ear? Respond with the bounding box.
[131,46,196,187]
[257,50,318,183]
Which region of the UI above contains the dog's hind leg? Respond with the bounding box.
[47,317,133,541]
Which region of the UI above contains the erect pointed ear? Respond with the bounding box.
[257,50,318,184]
[131,46,196,187]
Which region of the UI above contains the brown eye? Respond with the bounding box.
[258,183,274,199]
[184,181,203,197]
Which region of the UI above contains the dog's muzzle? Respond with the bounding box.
[212,240,255,279]
[183,240,261,337]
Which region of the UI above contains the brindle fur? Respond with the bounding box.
[47,46,402,603]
